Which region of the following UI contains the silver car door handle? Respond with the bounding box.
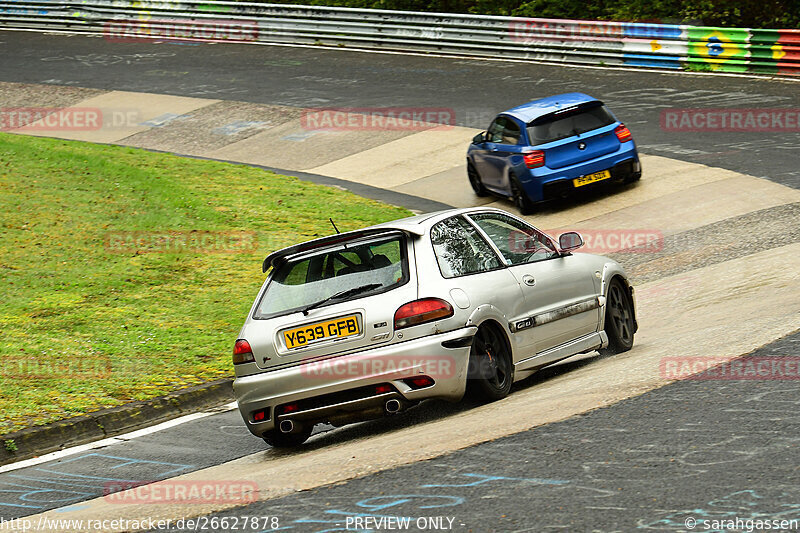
[522,274,536,286]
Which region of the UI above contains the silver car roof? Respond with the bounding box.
[261,207,512,272]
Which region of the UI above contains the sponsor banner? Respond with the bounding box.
[622,38,686,69]
[622,54,683,69]
[622,38,687,56]
[687,27,750,72]
[746,29,800,73]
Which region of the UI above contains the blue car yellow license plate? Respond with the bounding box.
[283,315,360,349]
[573,170,611,188]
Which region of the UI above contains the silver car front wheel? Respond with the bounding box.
[600,278,635,355]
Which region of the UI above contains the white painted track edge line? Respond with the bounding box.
[0,401,238,474]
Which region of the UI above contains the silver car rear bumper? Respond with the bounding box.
[234,326,477,436]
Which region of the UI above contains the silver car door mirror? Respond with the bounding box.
[558,231,584,252]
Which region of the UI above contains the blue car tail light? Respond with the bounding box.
[614,124,632,143]
[523,150,545,168]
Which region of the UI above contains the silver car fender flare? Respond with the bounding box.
[465,303,518,354]
[599,261,637,333]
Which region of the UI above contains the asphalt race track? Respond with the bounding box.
[150,331,800,533]
[1,30,799,533]
[1,31,799,189]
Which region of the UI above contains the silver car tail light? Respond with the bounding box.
[393,298,454,330]
[233,339,255,364]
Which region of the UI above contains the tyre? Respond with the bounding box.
[509,174,535,215]
[467,324,514,401]
[623,171,641,184]
[468,161,488,197]
[600,278,635,355]
[262,424,313,448]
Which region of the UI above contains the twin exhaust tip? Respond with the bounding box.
[278,399,403,433]
[385,399,401,414]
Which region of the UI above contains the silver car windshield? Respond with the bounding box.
[254,235,408,319]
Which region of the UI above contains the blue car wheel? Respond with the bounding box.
[509,173,535,215]
[467,161,488,197]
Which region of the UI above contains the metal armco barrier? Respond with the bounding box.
[1,0,799,76]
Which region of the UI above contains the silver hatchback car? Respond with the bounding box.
[233,207,636,447]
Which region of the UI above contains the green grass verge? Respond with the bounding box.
[0,132,411,435]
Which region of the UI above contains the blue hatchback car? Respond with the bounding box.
[467,93,641,214]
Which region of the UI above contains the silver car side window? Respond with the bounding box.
[469,213,558,266]
[430,216,502,278]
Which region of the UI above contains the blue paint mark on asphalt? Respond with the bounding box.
[355,494,464,511]
[281,131,318,142]
[139,113,187,127]
[48,453,193,477]
[421,473,570,488]
[212,120,267,135]
[0,454,193,512]
[638,489,800,530]
[241,471,572,532]
[0,481,93,508]
[7,473,129,489]
[54,504,90,513]
[324,510,414,519]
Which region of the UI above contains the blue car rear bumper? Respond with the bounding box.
[519,144,641,203]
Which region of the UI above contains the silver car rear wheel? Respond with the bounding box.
[467,324,513,401]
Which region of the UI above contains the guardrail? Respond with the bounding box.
[1,0,799,76]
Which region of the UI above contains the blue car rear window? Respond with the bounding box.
[527,104,616,146]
